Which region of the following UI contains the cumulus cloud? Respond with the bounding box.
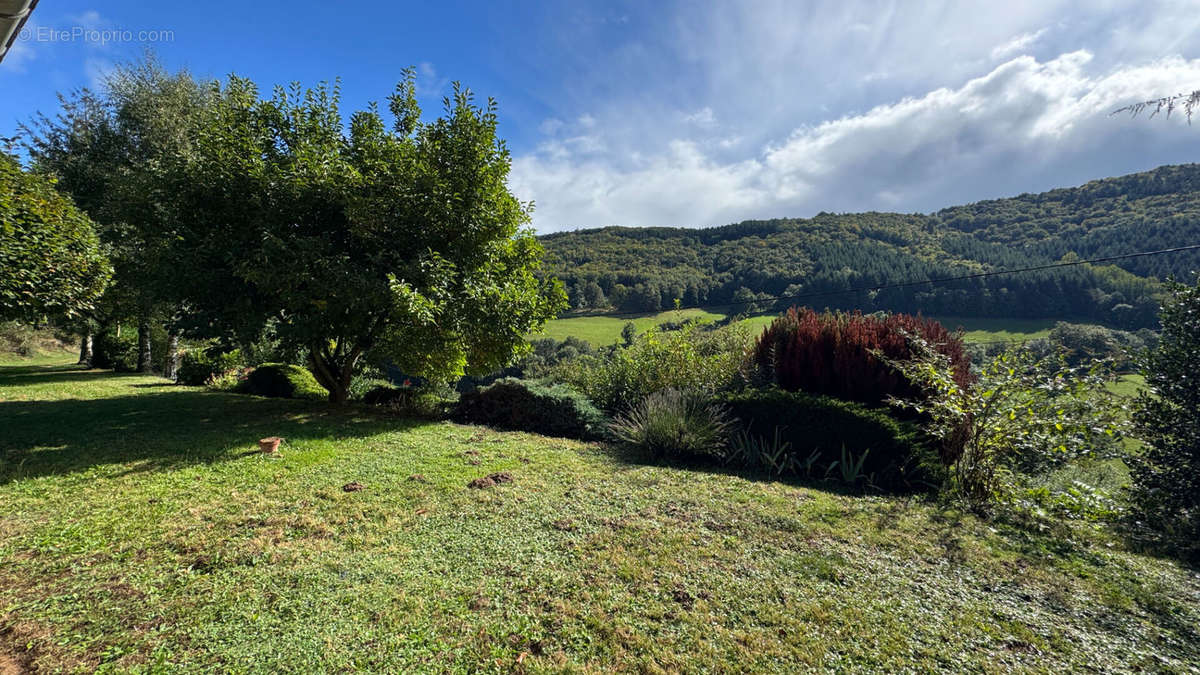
[512,50,1200,231]
[991,29,1047,60]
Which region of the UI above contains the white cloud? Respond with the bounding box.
[683,107,716,128]
[991,28,1047,60]
[512,50,1200,231]
[415,61,449,99]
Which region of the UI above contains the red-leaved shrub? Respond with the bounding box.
[751,307,971,406]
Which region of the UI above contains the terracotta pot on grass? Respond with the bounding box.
[258,437,283,454]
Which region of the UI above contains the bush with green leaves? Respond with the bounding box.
[1129,278,1200,562]
[886,341,1125,509]
[362,384,456,419]
[453,378,607,440]
[91,330,139,372]
[559,324,751,413]
[610,389,733,460]
[176,348,245,386]
[243,363,327,400]
[717,388,939,491]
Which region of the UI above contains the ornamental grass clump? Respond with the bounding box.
[610,389,733,460]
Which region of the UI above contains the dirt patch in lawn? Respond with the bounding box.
[468,472,514,489]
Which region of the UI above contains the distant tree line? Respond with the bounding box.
[543,165,1200,329]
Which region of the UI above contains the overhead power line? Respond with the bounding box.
[566,243,1200,321]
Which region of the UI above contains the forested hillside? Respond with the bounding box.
[542,164,1200,328]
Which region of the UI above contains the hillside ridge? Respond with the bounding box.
[539,163,1200,329]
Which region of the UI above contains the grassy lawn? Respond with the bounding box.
[534,308,725,345]
[540,312,1058,347]
[2,359,1199,672]
[931,317,1057,344]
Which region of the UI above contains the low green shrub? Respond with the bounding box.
[243,363,327,400]
[91,330,138,372]
[453,378,607,440]
[716,388,941,491]
[558,324,751,413]
[348,366,391,401]
[206,368,246,392]
[177,348,244,386]
[887,340,1126,509]
[363,385,455,419]
[610,389,733,460]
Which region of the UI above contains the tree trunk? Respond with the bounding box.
[308,345,360,405]
[137,318,153,373]
[77,332,93,366]
[163,331,180,380]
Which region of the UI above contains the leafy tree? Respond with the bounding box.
[581,280,607,308]
[0,152,110,323]
[1129,277,1200,561]
[24,56,213,372]
[170,71,565,402]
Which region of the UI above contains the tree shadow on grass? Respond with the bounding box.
[0,381,431,485]
[0,364,141,387]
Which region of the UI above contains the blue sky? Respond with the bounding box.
[4,1,1200,232]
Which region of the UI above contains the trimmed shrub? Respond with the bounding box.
[716,388,941,491]
[244,363,327,400]
[177,348,244,386]
[453,378,607,440]
[92,330,138,372]
[363,385,455,419]
[610,389,733,460]
[750,307,970,407]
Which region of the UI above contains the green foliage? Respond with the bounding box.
[0,152,110,323]
[453,378,607,440]
[168,71,565,403]
[620,321,637,346]
[1129,277,1200,562]
[244,363,326,400]
[362,384,455,419]
[887,342,1126,509]
[559,324,750,413]
[176,348,244,386]
[1028,321,1152,372]
[717,388,940,491]
[91,329,139,372]
[23,58,211,348]
[609,389,733,460]
[348,374,391,402]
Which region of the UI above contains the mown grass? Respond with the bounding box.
[534,308,724,345]
[541,311,1057,347]
[2,358,1198,672]
[932,316,1057,344]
